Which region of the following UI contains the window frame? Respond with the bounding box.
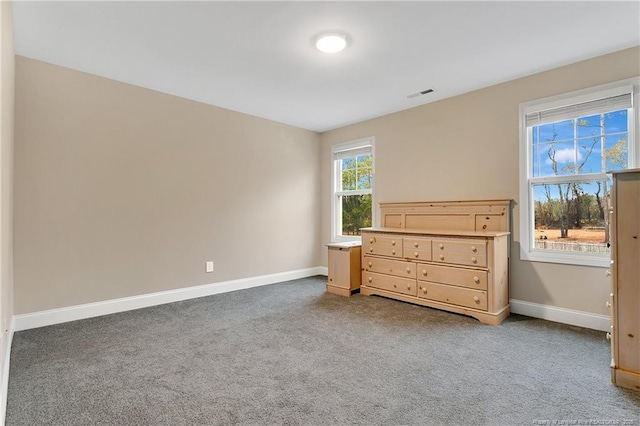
[331,137,375,242]
[519,78,640,267]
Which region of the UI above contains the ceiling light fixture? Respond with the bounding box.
[314,32,349,54]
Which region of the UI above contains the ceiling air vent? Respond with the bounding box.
[407,89,434,99]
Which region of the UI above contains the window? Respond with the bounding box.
[331,138,374,241]
[519,79,639,267]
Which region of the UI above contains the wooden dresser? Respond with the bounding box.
[360,200,510,325]
[609,169,640,391]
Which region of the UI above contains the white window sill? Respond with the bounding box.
[520,249,611,268]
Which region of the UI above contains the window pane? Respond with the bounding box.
[532,143,557,177]
[341,194,372,236]
[341,158,355,170]
[575,136,602,174]
[604,110,627,134]
[537,120,574,143]
[356,166,373,190]
[576,114,601,138]
[341,157,356,190]
[532,141,578,176]
[342,170,356,190]
[532,180,611,254]
[604,133,628,172]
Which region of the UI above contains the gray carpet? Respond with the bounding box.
[6,276,640,425]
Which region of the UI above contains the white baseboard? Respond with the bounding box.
[0,316,15,426]
[14,267,327,332]
[510,299,610,332]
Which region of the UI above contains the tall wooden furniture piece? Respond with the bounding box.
[327,241,362,297]
[361,200,511,325]
[609,169,640,391]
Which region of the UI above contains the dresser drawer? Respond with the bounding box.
[417,264,488,291]
[363,256,416,279]
[417,281,487,311]
[363,272,417,296]
[402,236,432,261]
[362,233,403,258]
[432,238,487,267]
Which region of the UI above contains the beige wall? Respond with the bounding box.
[14,56,321,314]
[320,46,640,316]
[1,0,15,398]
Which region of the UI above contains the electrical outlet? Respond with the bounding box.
[206,261,214,273]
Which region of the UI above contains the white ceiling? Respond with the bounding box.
[12,1,640,132]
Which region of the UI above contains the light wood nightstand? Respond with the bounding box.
[326,241,361,297]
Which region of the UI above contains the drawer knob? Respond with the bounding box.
[439,244,444,249]
[406,267,411,273]
[473,296,480,303]
[393,284,397,288]
[473,276,480,284]
[606,332,612,341]
[370,247,374,252]
[370,238,374,244]
[471,257,477,263]
[407,284,411,290]
[422,270,427,276]
[606,300,612,308]
[471,246,477,252]
[421,287,427,294]
[368,277,372,283]
[414,242,419,248]
[368,261,373,267]
[606,270,611,277]
[414,251,419,257]
[392,240,396,246]
[439,255,445,260]
[392,249,396,255]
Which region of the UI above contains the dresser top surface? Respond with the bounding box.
[361,227,510,238]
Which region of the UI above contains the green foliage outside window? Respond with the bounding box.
[341,195,372,235]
